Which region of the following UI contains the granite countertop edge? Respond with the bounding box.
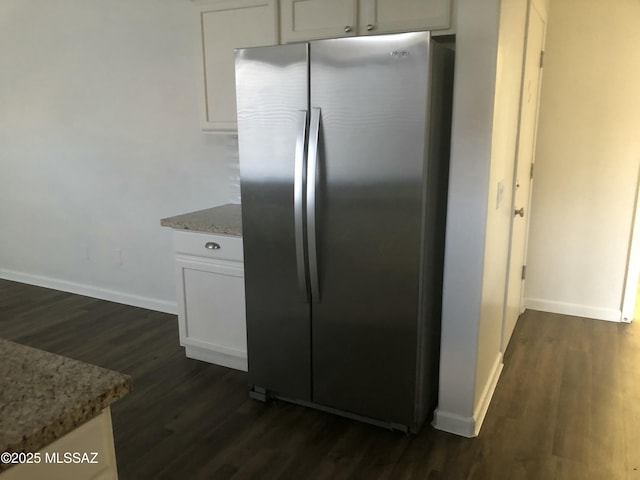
[0,339,131,470]
[161,203,242,237]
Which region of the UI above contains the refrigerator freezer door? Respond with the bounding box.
[309,32,432,424]
[235,43,312,401]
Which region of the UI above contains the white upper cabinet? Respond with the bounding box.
[193,0,454,132]
[359,0,450,35]
[281,0,452,43]
[280,0,358,43]
[194,0,278,132]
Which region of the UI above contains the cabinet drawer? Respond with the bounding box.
[173,231,243,262]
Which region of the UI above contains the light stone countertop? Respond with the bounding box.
[160,203,242,236]
[0,339,131,470]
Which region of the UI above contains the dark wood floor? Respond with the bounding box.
[1,279,639,479]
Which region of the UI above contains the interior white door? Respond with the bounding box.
[503,3,546,351]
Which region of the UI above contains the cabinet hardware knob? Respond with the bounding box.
[344,25,352,32]
[205,242,221,250]
[514,207,525,218]
[367,24,375,31]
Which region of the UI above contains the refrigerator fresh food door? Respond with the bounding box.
[309,32,431,424]
[235,43,312,401]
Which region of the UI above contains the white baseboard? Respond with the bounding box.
[433,352,503,438]
[472,352,503,435]
[185,345,248,372]
[524,297,621,322]
[0,269,177,315]
[432,409,476,437]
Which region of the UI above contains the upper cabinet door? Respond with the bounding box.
[195,0,278,132]
[358,0,451,35]
[281,0,358,43]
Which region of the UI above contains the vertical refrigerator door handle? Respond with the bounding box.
[294,110,309,302]
[307,107,321,303]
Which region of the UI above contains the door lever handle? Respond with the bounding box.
[514,207,525,218]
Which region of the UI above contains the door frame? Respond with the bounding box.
[501,0,547,352]
[621,165,640,322]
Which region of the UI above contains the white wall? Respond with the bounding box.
[0,0,560,438]
[0,0,240,312]
[525,0,640,322]
[435,0,531,437]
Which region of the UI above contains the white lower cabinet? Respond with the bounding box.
[0,409,118,480]
[173,230,247,371]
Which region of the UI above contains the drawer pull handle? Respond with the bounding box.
[205,242,221,250]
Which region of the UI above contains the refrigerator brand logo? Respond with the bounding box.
[390,50,410,58]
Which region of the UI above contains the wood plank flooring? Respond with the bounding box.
[1,279,639,479]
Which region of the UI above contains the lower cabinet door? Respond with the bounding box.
[176,257,247,371]
[0,408,118,480]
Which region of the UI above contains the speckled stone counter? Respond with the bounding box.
[160,203,242,236]
[0,339,130,471]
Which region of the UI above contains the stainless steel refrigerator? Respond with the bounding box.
[235,32,454,432]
